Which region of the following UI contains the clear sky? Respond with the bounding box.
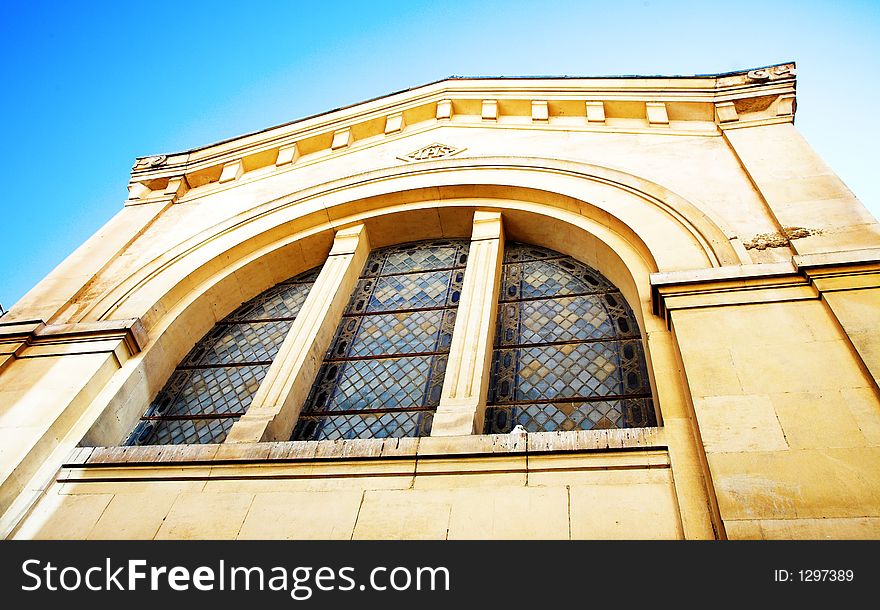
[1,0,878,310]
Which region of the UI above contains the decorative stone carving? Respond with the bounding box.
[398,142,464,162]
[743,226,820,250]
[132,155,167,170]
[747,65,796,82]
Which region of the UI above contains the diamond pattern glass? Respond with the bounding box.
[182,320,293,365]
[484,398,654,434]
[487,242,655,433]
[227,281,314,321]
[293,411,434,441]
[130,416,239,446]
[295,239,468,441]
[126,265,321,445]
[144,365,269,417]
[339,310,453,357]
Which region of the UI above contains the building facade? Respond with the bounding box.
[2,63,879,539]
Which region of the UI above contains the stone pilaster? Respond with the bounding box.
[432,211,504,436]
[225,224,370,443]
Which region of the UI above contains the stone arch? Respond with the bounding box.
[80,160,737,443]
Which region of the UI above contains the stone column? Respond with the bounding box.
[225,224,370,443]
[432,211,504,436]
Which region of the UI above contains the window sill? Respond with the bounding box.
[66,427,664,469]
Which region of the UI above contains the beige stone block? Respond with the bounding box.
[731,339,869,394]
[723,519,763,540]
[415,454,527,489]
[481,99,497,121]
[675,344,743,397]
[527,463,672,488]
[824,288,880,386]
[646,102,669,125]
[267,440,319,460]
[65,464,213,480]
[275,143,300,166]
[435,99,452,120]
[218,160,244,184]
[447,486,569,539]
[164,177,188,199]
[747,517,880,540]
[842,387,880,445]
[127,182,151,200]
[155,492,254,540]
[237,490,362,539]
[314,438,382,459]
[709,447,880,521]
[776,94,796,116]
[59,479,208,495]
[384,112,405,134]
[88,493,178,539]
[585,101,605,123]
[418,433,525,456]
[215,443,271,461]
[694,394,789,453]
[569,481,682,539]
[715,102,738,123]
[527,427,663,452]
[14,491,112,540]
[203,474,412,494]
[353,489,453,540]
[530,100,549,122]
[330,128,351,150]
[674,300,840,348]
[770,390,869,449]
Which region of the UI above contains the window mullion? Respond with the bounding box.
[224,224,371,443]
[431,211,505,436]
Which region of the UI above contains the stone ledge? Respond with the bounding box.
[64,427,665,468]
[794,248,880,271]
[0,318,147,355]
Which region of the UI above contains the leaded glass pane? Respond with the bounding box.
[144,365,269,417]
[327,309,456,358]
[486,242,655,433]
[496,295,620,346]
[127,265,321,446]
[295,239,466,441]
[484,398,654,434]
[227,281,313,321]
[130,416,239,446]
[293,411,434,441]
[314,355,443,411]
[503,242,561,263]
[181,320,293,365]
[491,343,623,402]
[501,259,612,300]
[381,244,460,274]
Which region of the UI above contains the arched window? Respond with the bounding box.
[126,266,321,445]
[292,239,468,440]
[484,242,655,433]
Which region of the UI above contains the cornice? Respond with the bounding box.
[125,63,797,206]
[0,318,147,358]
[650,249,880,327]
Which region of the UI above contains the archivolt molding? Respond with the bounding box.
[74,157,742,331]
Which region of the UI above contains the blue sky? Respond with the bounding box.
[1,0,878,310]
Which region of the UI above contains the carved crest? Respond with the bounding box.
[747,65,796,82]
[132,155,167,170]
[398,142,464,162]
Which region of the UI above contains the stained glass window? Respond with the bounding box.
[484,242,656,433]
[292,239,469,440]
[126,266,321,445]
